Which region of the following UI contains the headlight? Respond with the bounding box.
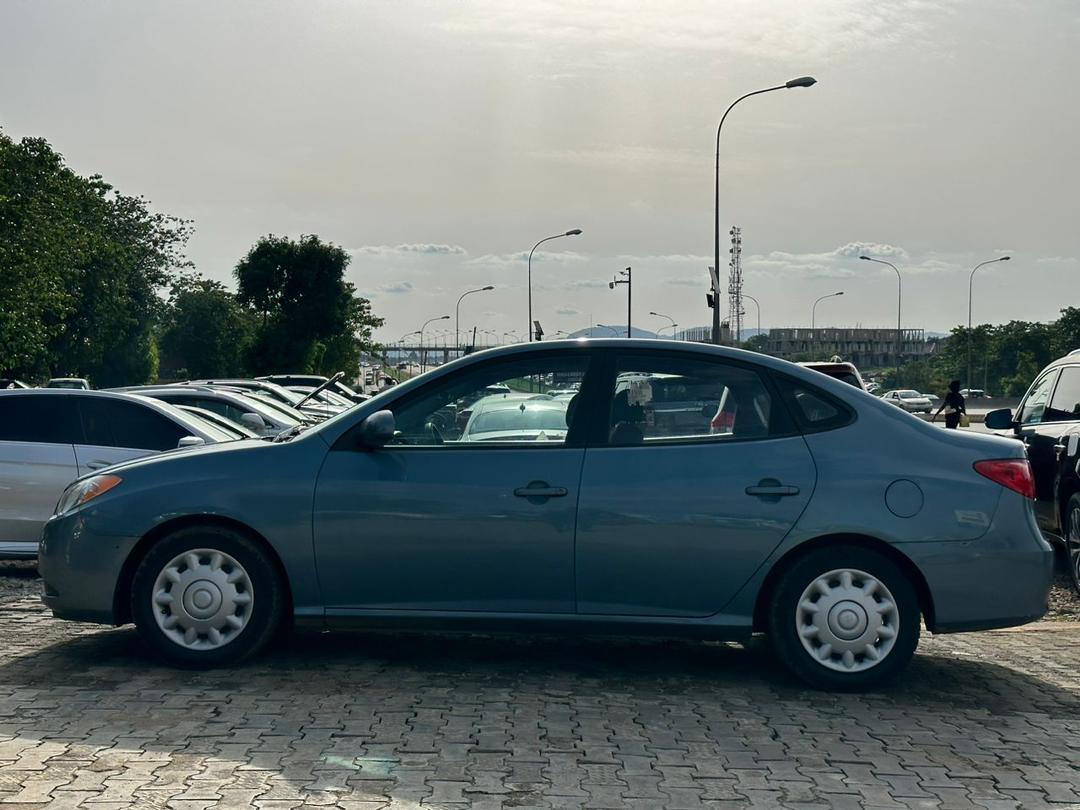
[54,475,123,517]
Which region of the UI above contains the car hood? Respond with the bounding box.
[73,438,270,481]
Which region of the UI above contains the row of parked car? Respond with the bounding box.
[0,373,367,560]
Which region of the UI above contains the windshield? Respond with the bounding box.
[899,391,922,399]
[131,396,236,443]
[468,405,569,435]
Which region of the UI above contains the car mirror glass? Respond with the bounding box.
[984,408,1015,430]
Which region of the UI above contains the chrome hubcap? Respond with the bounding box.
[152,549,253,650]
[796,568,898,673]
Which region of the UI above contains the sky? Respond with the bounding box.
[2,0,1078,343]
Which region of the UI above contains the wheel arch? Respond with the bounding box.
[752,533,936,633]
[113,514,294,626]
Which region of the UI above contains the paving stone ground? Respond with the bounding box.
[0,578,1078,809]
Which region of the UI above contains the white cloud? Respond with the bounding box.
[353,243,467,257]
[467,250,588,268]
[377,281,414,294]
[555,305,580,315]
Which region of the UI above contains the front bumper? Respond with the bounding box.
[38,511,136,625]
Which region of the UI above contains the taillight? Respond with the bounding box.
[974,459,1035,499]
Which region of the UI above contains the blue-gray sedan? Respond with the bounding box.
[39,340,1053,689]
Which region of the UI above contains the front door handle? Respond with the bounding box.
[745,479,800,498]
[514,482,568,499]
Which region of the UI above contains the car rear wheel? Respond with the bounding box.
[767,545,920,690]
[131,526,283,667]
[1066,494,1080,594]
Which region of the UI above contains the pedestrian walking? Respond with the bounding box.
[933,379,967,429]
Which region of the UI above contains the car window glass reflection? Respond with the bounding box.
[387,357,588,447]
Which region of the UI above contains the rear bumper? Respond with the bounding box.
[38,512,133,625]
[0,541,38,561]
[901,499,1055,633]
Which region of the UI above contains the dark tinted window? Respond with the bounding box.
[1018,372,1056,425]
[0,395,82,444]
[79,398,189,451]
[1045,366,1080,423]
[776,375,855,432]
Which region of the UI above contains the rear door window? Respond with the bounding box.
[1044,366,1080,423]
[0,395,82,444]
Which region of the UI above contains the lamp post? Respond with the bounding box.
[503,330,521,344]
[419,315,449,373]
[967,256,1010,385]
[528,229,582,341]
[713,76,816,344]
[456,285,494,352]
[609,267,632,337]
[811,291,844,358]
[860,256,902,380]
[649,311,677,339]
[596,324,620,336]
[743,294,761,338]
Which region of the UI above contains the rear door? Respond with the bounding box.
[1029,366,1080,534]
[74,398,190,473]
[0,395,81,550]
[574,351,816,617]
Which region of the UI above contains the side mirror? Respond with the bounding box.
[984,408,1015,430]
[177,435,205,449]
[239,412,267,432]
[358,409,396,448]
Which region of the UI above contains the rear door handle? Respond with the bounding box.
[745,480,800,498]
[514,482,568,499]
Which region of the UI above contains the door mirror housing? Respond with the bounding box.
[358,410,396,448]
[239,412,267,433]
[177,435,205,449]
[984,408,1015,430]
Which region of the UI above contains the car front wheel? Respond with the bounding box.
[767,545,921,690]
[130,525,284,667]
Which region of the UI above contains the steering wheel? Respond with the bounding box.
[423,421,444,445]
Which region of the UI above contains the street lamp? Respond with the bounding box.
[968,256,1010,385]
[456,285,494,351]
[419,315,449,373]
[649,311,677,339]
[743,294,761,339]
[811,291,844,331]
[503,330,522,343]
[860,256,902,380]
[609,267,632,337]
[528,229,583,342]
[713,76,816,344]
[596,324,620,336]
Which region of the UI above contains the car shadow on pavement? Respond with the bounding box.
[1,624,1076,716]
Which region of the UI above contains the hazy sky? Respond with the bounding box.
[2,0,1078,341]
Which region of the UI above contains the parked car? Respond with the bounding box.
[176,405,261,441]
[0,379,31,390]
[961,388,992,399]
[184,379,343,420]
[114,386,303,437]
[799,361,866,390]
[40,340,1051,690]
[256,374,367,404]
[0,390,232,559]
[865,381,881,394]
[460,398,570,442]
[881,389,933,413]
[985,352,1080,590]
[46,377,90,390]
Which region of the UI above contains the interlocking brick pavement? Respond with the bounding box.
[0,592,1078,809]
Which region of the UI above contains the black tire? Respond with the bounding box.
[766,544,921,691]
[130,525,284,668]
[1065,494,1080,595]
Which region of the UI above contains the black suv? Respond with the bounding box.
[987,350,1080,589]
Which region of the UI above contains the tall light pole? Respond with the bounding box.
[713,76,816,345]
[649,311,677,339]
[503,330,521,343]
[528,229,582,341]
[596,324,620,336]
[860,256,902,381]
[456,285,494,351]
[743,294,761,338]
[811,291,844,358]
[609,267,631,337]
[419,315,449,373]
[967,256,1010,385]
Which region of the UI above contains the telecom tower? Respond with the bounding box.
[727,226,743,343]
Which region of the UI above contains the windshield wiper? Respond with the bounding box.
[273,424,307,442]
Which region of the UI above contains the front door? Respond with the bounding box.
[313,351,594,613]
[575,351,816,617]
[1013,370,1061,531]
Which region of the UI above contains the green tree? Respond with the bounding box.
[159,275,254,379]
[235,234,383,375]
[0,131,190,385]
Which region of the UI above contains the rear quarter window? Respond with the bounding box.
[774,375,855,433]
